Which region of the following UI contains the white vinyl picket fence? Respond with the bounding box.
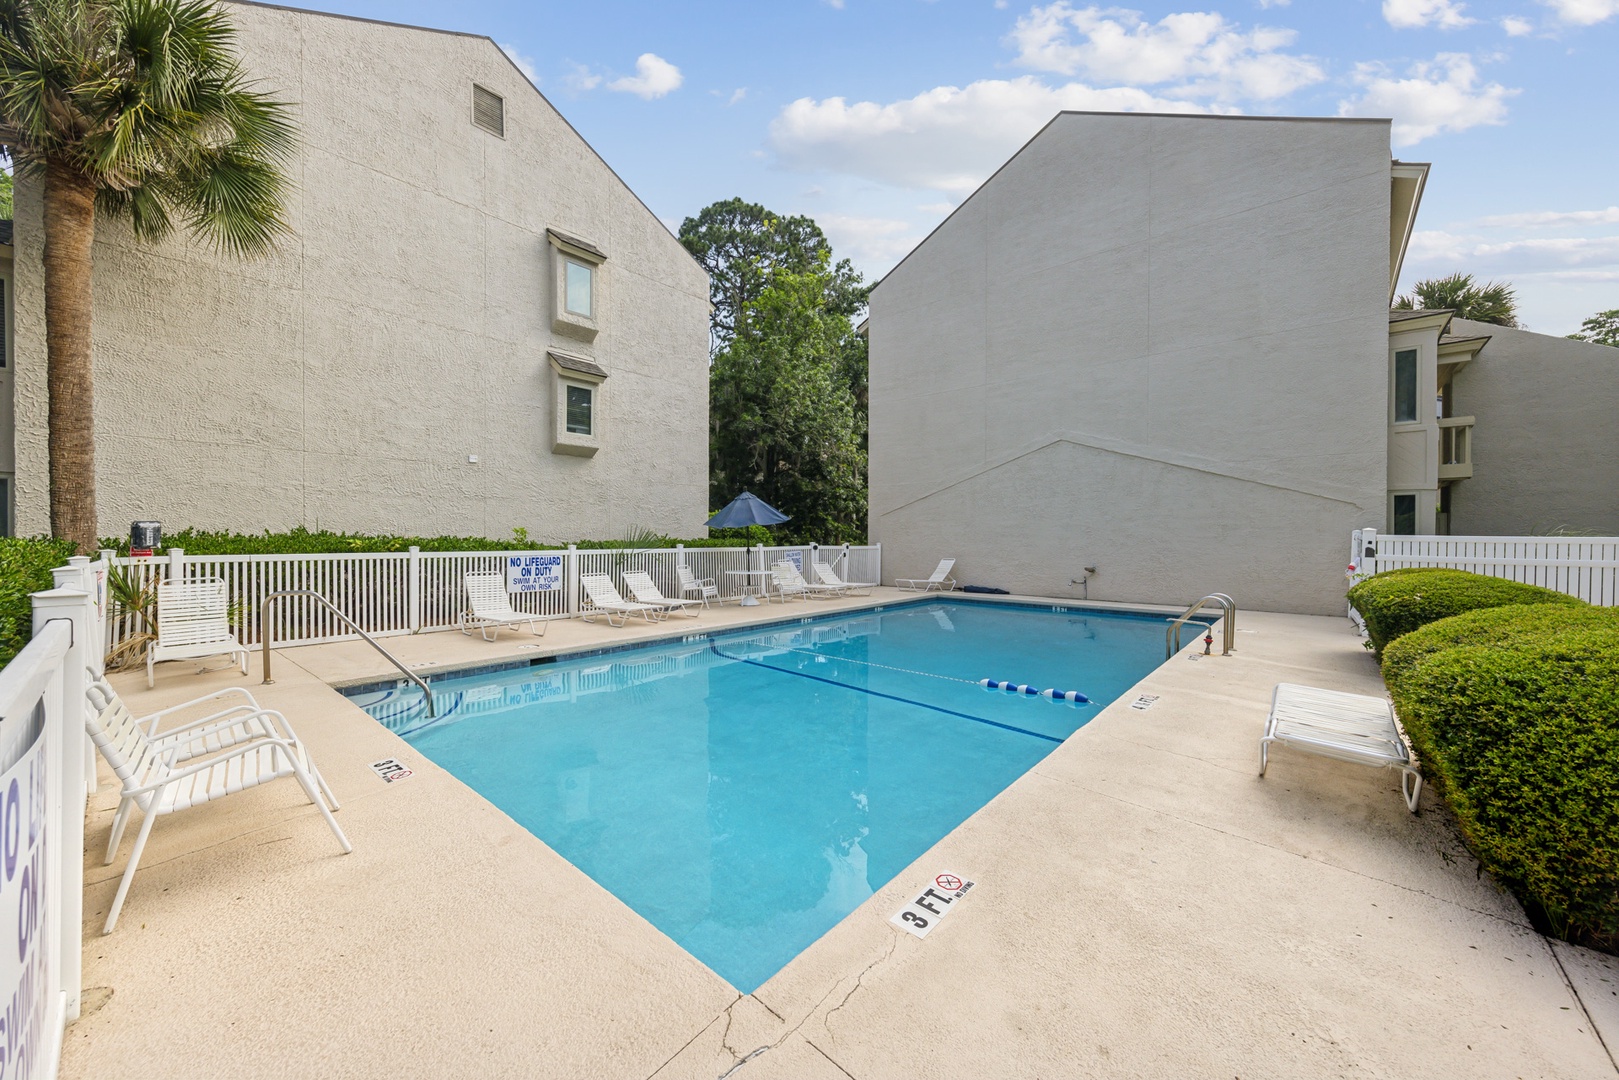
[105,542,881,655]
[1349,528,1619,607]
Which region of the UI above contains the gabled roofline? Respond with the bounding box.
[1389,160,1429,302]
[872,110,1396,297]
[222,1,704,278]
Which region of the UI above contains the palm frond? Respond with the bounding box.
[0,0,295,256]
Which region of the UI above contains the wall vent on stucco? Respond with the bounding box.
[472,85,504,137]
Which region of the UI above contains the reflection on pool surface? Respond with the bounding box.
[345,600,1183,992]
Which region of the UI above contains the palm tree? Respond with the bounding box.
[1393,272,1521,328]
[0,0,294,551]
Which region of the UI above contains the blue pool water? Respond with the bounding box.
[345,600,1186,992]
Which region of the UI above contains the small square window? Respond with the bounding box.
[566,385,593,435]
[565,260,593,317]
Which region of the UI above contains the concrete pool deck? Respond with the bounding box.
[62,592,1619,1079]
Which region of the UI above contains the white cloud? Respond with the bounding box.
[817,214,922,266]
[729,88,747,106]
[1007,3,1323,101]
[563,63,602,93]
[1382,0,1475,29]
[769,76,1214,195]
[1408,230,1619,272]
[1337,53,1516,146]
[499,43,538,84]
[1500,14,1535,33]
[917,201,957,215]
[1257,0,1291,7]
[1539,0,1619,24]
[607,53,684,99]
[1477,206,1619,228]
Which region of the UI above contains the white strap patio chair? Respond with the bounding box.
[895,558,957,592]
[579,573,663,627]
[1259,683,1423,813]
[460,572,547,641]
[85,678,351,933]
[813,559,874,596]
[677,564,722,607]
[148,577,249,687]
[622,571,703,619]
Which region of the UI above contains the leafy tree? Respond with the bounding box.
[0,0,296,551]
[1393,272,1520,327]
[0,168,11,217]
[679,196,866,351]
[706,262,867,544]
[1568,309,1619,348]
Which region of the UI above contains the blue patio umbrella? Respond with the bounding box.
[706,491,790,529]
[707,492,789,605]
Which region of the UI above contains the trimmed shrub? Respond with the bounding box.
[0,537,79,669]
[1382,603,1619,696]
[1347,568,1583,656]
[1391,630,1619,950]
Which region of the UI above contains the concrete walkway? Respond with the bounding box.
[61,595,1619,1079]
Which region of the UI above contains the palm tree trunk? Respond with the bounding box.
[42,162,98,552]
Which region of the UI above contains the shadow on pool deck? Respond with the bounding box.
[62,594,1619,1079]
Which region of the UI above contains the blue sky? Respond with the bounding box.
[302,0,1616,334]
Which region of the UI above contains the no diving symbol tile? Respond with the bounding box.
[1130,695,1159,712]
[890,871,976,939]
[369,758,414,784]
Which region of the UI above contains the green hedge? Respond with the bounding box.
[0,537,79,669]
[1383,603,1619,694]
[1388,628,1619,950]
[97,524,789,556]
[1348,568,1583,656]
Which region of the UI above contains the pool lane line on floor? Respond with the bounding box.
[706,642,1065,745]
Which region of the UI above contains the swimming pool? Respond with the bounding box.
[345,599,1190,992]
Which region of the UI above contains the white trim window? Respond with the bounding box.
[548,351,606,457]
[547,229,605,341]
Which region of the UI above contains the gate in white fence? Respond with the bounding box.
[106,542,881,654]
[1350,528,1619,606]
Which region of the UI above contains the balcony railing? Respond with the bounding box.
[1439,416,1474,480]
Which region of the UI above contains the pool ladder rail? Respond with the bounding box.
[259,589,436,717]
[1166,593,1236,659]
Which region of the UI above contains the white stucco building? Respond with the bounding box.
[0,1,710,541]
[866,110,1619,615]
[867,112,1419,615]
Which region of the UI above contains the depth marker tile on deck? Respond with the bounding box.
[891,873,976,938]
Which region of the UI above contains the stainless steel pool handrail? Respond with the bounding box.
[259,589,435,717]
[1166,594,1237,659]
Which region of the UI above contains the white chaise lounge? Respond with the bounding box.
[147,577,249,687]
[772,561,842,600]
[623,570,703,619]
[895,559,957,592]
[1259,682,1423,812]
[580,573,663,626]
[460,572,547,641]
[812,559,874,596]
[86,678,351,933]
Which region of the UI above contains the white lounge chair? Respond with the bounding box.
[148,577,249,688]
[677,564,722,607]
[580,573,663,626]
[1259,683,1423,813]
[895,559,957,592]
[772,561,842,600]
[85,678,351,933]
[622,571,703,619]
[813,559,875,596]
[459,572,547,641]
